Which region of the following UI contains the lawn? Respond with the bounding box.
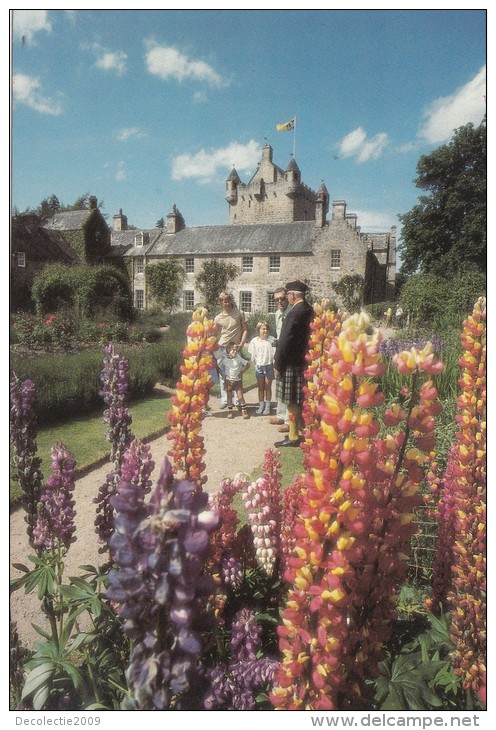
[10,390,172,505]
[11,368,304,507]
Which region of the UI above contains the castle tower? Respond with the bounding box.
[226,144,318,225]
[315,182,329,228]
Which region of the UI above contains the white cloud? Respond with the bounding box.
[172,140,260,182]
[116,127,147,142]
[13,10,52,44]
[13,73,63,115]
[145,40,228,88]
[90,43,127,76]
[116,162,127,182]
[338,127,389,163]
[418,66,486,144]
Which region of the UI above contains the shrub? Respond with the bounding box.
[31,264,133,321]
[9,342,183,425]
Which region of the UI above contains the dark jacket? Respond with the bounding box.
[274,299,314,372]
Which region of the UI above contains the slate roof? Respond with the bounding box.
[108,229,164,257]
[44,210,91,231]
[110,221,317,258]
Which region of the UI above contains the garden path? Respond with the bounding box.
[9,388,285,648]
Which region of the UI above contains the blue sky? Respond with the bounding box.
[11,8,487,246]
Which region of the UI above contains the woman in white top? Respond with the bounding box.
[248,321,276,415]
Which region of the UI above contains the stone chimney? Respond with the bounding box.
[167,204,185,234]
[89,195,98,210]
[113,209,128,231]
[332,200,346,221]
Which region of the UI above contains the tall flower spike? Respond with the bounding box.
[166,308,218,490]
[303,301,342,451]
[94,345,134,548]
[242,449,282,576]
[99,343,133,467]
[271,312,444,710]
[33,442,76,551]
[10,374,44,546]
[107,453,219,710]
[442,298,486,701]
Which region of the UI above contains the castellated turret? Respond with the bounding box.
[226,167,241,205]
[285,157,301,199]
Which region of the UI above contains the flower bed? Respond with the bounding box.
[10,301,486,711]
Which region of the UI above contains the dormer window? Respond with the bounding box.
[134,231,149,247]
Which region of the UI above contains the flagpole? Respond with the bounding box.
[293,116,296,159]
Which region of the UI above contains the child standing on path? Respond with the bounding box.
[217,341,250,419]
[248,321,276,415]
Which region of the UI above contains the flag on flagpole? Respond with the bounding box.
[276,117,296,132]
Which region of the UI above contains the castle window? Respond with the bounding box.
[185,257,194,273]
[135,256,144,274]
[240,291,252,313]
[242,256,253,273]
[269,254,281,273]
[135,289,144,309]
[17,251,26,268]
[183,290,195,311]
[331,250,341,269]
[267,292,278,313]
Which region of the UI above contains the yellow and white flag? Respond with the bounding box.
[275,117,296,132]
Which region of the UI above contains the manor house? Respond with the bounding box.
[108,144,396,313]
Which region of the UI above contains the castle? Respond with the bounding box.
[12,144,396,314]
[109,143,396,312]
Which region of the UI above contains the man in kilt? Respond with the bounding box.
[273,280,314,447]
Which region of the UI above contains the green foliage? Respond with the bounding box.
[13,557,128,710]
[364,301,397,323]
[373,612,464,711]
[400,272,486,330]
[145,259,185,313]
[31,263,133,320]
[195,259,239,311]
[398,120,486,277]
[331,273,364,312]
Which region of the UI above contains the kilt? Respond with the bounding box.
[275,365,306,405]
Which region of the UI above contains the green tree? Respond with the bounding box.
[400,271,486,329]
[38,195,60,221]
[156,217,165,229]
[195,259,239,311]
[332,273,364,312]
[398,120,486,277]
[145,260,185,313]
